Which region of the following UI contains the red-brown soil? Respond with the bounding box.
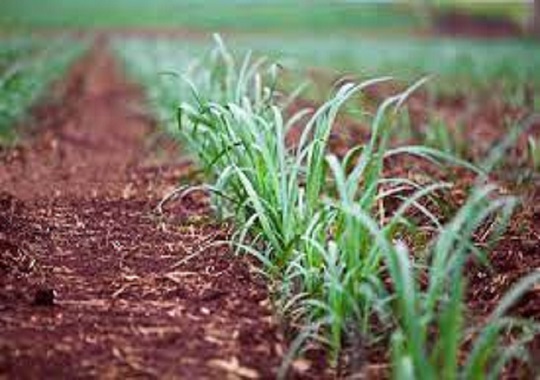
[434,10,523,38]
[0,39,324,379]
[1,33,539,379]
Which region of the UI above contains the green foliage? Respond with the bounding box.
[0,0,416,32]
[0,36,86,142]
[385,185,538,379]
[116,36,539,378]
[528,136,540,171]
[232,35,540,97]
[0,37,42,71]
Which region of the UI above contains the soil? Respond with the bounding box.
[434,10,523,38]
[1,32,539,379]
[0,38,330,379]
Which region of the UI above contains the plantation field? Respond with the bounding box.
[0,1,539,378]
[0,0,417,32]
[0,36,86,142]
[114,35,540,376]
[115,36,538,169]
[112,34,540,101]
[229,35,540,96]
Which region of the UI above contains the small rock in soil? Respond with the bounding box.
[200,289,228,302]
[33,288,56,307]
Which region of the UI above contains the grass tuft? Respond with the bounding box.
[115,36,540,378]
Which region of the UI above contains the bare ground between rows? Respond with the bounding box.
[0,39,333,379]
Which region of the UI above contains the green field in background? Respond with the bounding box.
[0,0,418,32]
[232,34,539,92]
[0,36,87,142]
[119,34,538,99]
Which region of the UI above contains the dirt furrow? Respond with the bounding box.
[0,39,286,379]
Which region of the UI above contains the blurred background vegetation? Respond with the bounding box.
[0,1,537,103]
[0,0,533,34]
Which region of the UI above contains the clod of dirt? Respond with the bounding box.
[0,192,24,234]
[32,287,56,307]
[0,191,24,214]
[0,239,21,273]
[0,239,36,276]
[200,289,229,302]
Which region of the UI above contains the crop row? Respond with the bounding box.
[0,36,87,142]
[119,36,540,101]
[248,35,539,97]
[115,37,539,378]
